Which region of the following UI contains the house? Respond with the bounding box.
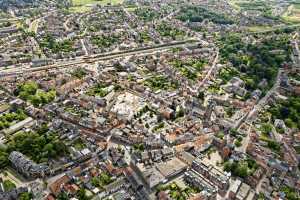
[49,175,71,196]
[161,147,174,160]
[160,107,175,120]
[223,77,247,97]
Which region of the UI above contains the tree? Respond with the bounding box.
[99,172,112,185]
[3,180,16,191]
[245,78,255,90]
[235,140,242,147]
[43,143,55,158]
[235,164,248,178]
[6,130,68,164]
[57,192,69,200]
[91,177,101,188]
[77,188,89,200]
[0,149,9,169]
[281,186,300,200]
[175,106,184,118]
[223,161,232,172]
[267,140,281,153]
[260,123,273,135]
[18,192,33,200]
[285,118,296,128]
[145,123,150,129]
[16,82,56,107]
[197,91,205,100]
[280,107,290,118]
[18,82,38,96]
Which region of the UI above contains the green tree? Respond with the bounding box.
[267,140,281,153]
[77,188,89,200]
[260,123,273,135]
[235,164,248,178]
[223,161,232,172]
[99,172,112,185]
[197,91,205,100]
[0,149,9,169]
[235,140,242,147]
[57,192,69,200]
[3,180,16,191]
[18,192,33,200]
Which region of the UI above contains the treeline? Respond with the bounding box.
[177,6,234,25]
[15,82,56,107]
[39,34,74,54]
[0,124,68,169]
[218,33,291,91]
[269,96,300,129]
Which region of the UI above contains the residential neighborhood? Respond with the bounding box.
[0,0,299,200]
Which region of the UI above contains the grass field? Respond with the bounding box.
[247,25,273,32]
[282,4,300,23]
[228,0,242,11]
[70,0,124,12]
[229,0,267,12]
[125,5,138,12]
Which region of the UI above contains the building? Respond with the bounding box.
[0,187,28,200]
[191,158,230,192]
[2,117,34,135]
[176,151,195,166]
[156,157,187,179]
[49,175,71,197]
[184,170,217,200]
[229,179,242,200]
[132,163,165,189]
[9,151,50,178]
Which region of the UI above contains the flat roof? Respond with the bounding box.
[3,117,34,135]
[230,179,242,194]
[237,183,250,199]
[156,157,187,178]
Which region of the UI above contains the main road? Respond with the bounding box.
[233,68,283,130]
[198,50,219,88]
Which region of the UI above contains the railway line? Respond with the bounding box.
[0,39,200,79]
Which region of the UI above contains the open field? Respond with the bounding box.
[70,0,124,12]
[282,4,300,23]
[229,0,267,11]
[247,25,273,32]
[125,5,138,12]
[228,0,242,11]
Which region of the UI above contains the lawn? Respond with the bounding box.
[3,180,16,192]
[157,182,200,200]
[282,4,300,24]
[70,0,124,12]
[73,138,86,150]
[228,0,242,11]
[229,0,266,12]
[125,6,138,12]
[144,75,179,91]
[247,25,273,32]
